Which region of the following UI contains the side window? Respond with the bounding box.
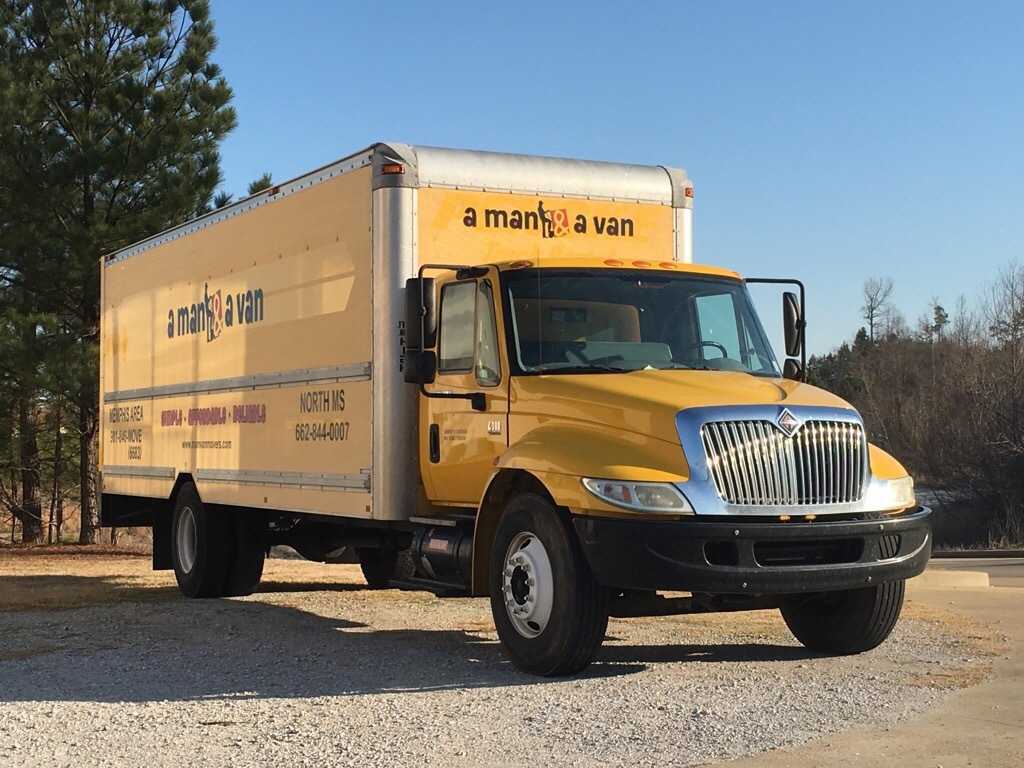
[694,293,741,360]
[476,281,501,386]
[438,281,476,372]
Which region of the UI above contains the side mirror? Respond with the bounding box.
[404,277,437,385]
[405,277,437,351]
[783,358,804,382]
[404,349,437,384]
[783,291,803,358]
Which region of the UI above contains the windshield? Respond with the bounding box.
[502,269,780,377]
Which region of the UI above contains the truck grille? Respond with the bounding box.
[700,420,867,506]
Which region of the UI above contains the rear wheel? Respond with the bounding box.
[223,511,266,597]
[359,547,415,588]
[781,579,906,654]
[489,493,609,676]
[171,483,229,598]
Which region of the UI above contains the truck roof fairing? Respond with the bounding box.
[103,143,693,267]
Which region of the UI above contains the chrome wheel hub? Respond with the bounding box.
[176,506,198,574]
[502,531,554,639]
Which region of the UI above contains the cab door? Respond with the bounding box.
[420,268,509,506]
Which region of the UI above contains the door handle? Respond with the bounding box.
[429,423,440,463]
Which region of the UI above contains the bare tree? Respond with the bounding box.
[950,295,975,346]
[812,263,1024,547]
[880,304,908,341]
[862,277,895,343]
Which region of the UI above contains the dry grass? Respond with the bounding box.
[0,550,173,611]
[0,548,363,612]
[899,599,1008,689]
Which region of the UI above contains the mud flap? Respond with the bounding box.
[153,508,173,570]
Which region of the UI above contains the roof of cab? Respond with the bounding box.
[492,257,741,280]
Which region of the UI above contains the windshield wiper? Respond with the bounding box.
[531,363,633,374]
[645,362,712,371]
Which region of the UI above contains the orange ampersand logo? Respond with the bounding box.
[207,289,223,342]
[550,208,570,237]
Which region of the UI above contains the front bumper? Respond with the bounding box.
[573,506,931,595]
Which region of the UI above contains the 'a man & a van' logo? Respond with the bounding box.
[462,200,634,239]
[166,283,264,342]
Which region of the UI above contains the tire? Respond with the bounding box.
[359,547,415,588]
[489,493,609,676]
[780,579,906,654]
[171,483,229,598]
[223,511,266,597]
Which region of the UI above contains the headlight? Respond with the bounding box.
[582,478,694,514]
[864,475,915,510]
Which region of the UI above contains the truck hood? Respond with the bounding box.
[511,369,855,446]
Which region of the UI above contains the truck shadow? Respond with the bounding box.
[255,580,372,593]
[597,642,817,664]
[0,575,640,703]
[0,575,814,704]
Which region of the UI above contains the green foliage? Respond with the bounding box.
[932,303,949,336]
[247,172,273,195]
[806,343,863,402]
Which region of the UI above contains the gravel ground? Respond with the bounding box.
[0,558,997,768]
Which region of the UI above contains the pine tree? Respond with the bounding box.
[0,0,236,542]
[247,173,273,195]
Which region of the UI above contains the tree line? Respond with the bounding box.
[809,266,1024,546]
[0,1,270,545]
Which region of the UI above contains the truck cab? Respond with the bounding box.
[407,257,930,674]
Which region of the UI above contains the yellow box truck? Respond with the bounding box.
[100,143,931,675]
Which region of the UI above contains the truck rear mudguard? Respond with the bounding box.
[574,506,931,595]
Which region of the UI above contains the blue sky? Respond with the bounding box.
[209,1,1023,354]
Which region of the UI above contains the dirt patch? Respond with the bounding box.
[899,601,1007,690]
[0,550,169,613]
[0,543,150,557]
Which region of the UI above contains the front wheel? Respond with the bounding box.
[780,579,906,654]
[489,493,609,676]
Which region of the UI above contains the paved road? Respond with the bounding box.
[711,574,1024,768]
[930,557,1024,588]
